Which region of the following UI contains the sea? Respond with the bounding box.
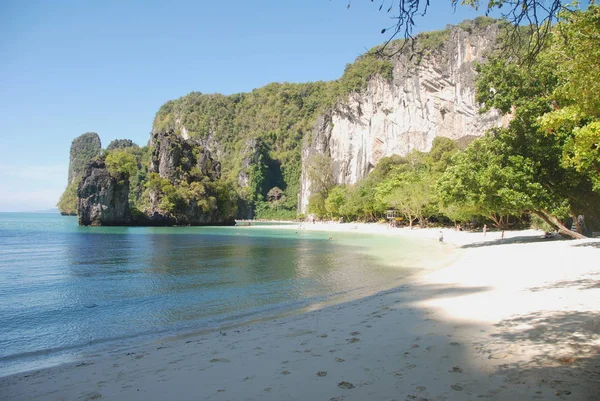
[0,212,452,377]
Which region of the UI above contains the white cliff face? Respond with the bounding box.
[299,24,511,213]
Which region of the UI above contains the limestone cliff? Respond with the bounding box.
[77,159,132,226]
[68,132,102,184]
[143,131,234,226]
[299,21,510,212]
[76,131,235,226]
[57,132,102,215]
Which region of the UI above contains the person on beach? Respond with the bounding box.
[439,230,444,243]
[483,224,487,237]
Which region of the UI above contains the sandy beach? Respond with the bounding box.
[1,224,599,401]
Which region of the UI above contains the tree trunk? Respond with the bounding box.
[572,213,582,234]
[534,210,586,239]
[488,214,501,228]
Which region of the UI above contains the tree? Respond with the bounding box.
[267,186,284,202]
[307,153,334,196]
[436,132,548,229]
[539,5,600,190]
[105,149,138,178]
[325,186,348,219]
[376,169,434,228]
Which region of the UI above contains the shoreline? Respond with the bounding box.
[1,227,598,400]
[0,225,457,378]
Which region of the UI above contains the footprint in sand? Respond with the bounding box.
[449,342,461,346]
[209,358,230,363]
[350,331,361,336]
[449,366,463,373]
[411,344,420,349]
[335,357,345,362]
[281,370,291,375]
[318,334,328,338]
[346,338,360,343]
[330,397,345,401]
[451,384,464,391]
[316,371,328,377]
[338,381,355,389]
[264,387,272,392]
[366,325,372,328]
[82,392,102,400]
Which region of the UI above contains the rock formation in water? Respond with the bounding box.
[57,132,102,215]
[77,159,132,226]
[76,131,236,226]
[299,21,510,212]
[68,132,102,184]
[142,130,233,226]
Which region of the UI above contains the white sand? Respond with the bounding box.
[1,225,599,401]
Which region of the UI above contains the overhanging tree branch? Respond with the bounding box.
[347,0,572,60]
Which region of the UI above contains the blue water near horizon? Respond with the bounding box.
[0,212,449,376]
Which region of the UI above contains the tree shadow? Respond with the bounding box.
[381,283,493,300]
[528,273,600,292]
[573,241,600,249]
[487,310,600,398]
[460,235,565,249]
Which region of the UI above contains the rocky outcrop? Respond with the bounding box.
[58,132,102,216]
[299,22,511,213]
[145,131,232,226]
[77,159,132,226]
[68,132,101,184]
[237,138,260,188]
[149,131,221,182]
[107,139,138,151]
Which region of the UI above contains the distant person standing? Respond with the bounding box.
[439,230,444,243]
[483,224,488,237]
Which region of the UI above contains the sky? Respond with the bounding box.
[0,0,485,212]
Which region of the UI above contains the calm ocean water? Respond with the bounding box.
[0,213,450,376]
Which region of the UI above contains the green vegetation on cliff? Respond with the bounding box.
[152,51,395,219]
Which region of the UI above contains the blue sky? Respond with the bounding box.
[0,0,484,212]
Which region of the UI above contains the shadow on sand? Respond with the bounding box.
[460,235,565,249]
[489,310,600,398]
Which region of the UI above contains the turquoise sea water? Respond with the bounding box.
[0,213,451,376]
